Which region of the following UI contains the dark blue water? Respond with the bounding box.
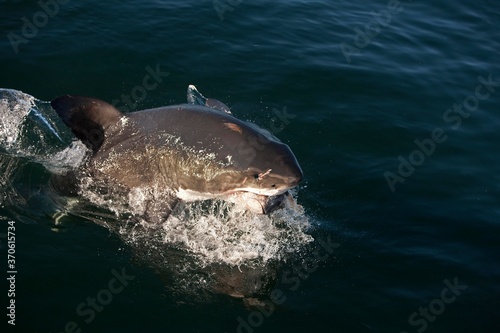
[1,0,499,332]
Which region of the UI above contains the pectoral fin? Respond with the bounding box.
[51,95,123,152]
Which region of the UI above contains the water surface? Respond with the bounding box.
[1,0,499,332]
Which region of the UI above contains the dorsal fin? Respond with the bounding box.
[205,98,232,114]
[51,95,123,153]
[187,85,232,114]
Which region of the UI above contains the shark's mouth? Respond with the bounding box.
[176,188,293,214]
[225,191,291,214]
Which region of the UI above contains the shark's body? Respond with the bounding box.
[50,86,303,222]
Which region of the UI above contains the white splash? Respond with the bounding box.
[162,197,312,267]
[0,88,88,173]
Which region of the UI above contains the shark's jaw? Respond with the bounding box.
[176,188,291,214]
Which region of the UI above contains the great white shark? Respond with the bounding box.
[50,85,303,222]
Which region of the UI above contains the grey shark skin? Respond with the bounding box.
[50,88,303,221]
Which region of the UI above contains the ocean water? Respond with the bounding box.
[1,0,499,332]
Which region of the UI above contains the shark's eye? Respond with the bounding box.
[254,174,260,180]
[271,184,276,188]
